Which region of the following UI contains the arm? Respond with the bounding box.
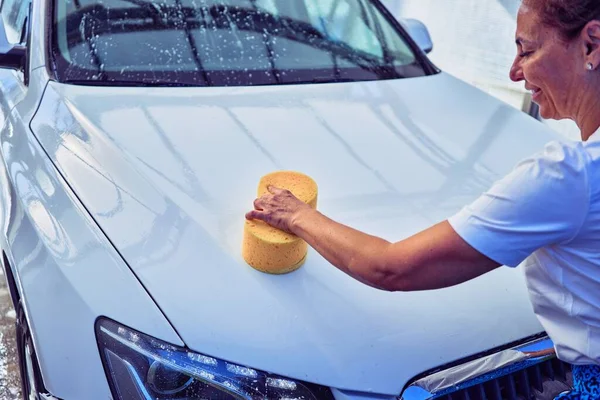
[247,143,588,290]
[246,186,501,291]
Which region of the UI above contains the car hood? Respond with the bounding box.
[32,73,560,395]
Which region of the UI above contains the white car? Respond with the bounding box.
[0,0,573,399]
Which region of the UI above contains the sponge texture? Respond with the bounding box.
[242,171,318,274]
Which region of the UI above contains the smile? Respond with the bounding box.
[529,87,542,101]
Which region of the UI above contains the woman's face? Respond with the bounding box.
[509,4,585,120]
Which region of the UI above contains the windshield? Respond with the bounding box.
[51,0,430,86]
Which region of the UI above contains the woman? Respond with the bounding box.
[246,0,600,398]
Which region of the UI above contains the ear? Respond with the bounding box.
[582,20,600,69]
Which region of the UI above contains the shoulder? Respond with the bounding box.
[492,140,590,203]
[517,140,589,180]
[447,141,590,267]
[493,139,590,237]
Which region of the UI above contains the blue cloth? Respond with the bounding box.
[555,365,600,400]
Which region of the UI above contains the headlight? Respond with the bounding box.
[96,318,334,400]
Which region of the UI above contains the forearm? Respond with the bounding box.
[290,208,392,289]
[249,186,500,291]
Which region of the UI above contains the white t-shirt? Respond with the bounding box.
[448,129,600,365]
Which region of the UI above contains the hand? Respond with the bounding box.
[245,186,312,234]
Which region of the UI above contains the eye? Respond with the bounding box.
[519,51,533,58]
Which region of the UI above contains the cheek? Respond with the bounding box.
[525,59,550,85]
[529,50,574,96]
[541,65,565,90]
[544,69,572,110]
[527,60,568,104]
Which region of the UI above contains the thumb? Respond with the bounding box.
[245,210,265,221]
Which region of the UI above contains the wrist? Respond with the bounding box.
[289,206,317,236]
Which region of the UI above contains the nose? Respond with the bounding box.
[509,56,524,82]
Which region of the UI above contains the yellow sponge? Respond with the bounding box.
[242,171,318,274]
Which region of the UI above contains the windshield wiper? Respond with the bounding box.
[60,78,199,87]
[205,4,400,78]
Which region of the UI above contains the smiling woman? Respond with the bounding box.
[509,0,600,139]
[50,0,432,86]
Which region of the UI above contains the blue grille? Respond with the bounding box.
[435,358,572,400]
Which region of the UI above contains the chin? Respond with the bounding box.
[537,104,558,120]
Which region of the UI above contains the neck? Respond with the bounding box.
[573,85,600,141]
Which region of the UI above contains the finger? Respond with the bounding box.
[253,198,265,210]
[245,210,265,221]
[267,185,286,195]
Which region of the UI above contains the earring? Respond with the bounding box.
[587,62,594,70]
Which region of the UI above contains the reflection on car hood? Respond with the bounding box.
[31,73,561,395]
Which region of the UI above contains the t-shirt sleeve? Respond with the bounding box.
[448,141,589,267]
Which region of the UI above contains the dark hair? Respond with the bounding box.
[526,0,600,40]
